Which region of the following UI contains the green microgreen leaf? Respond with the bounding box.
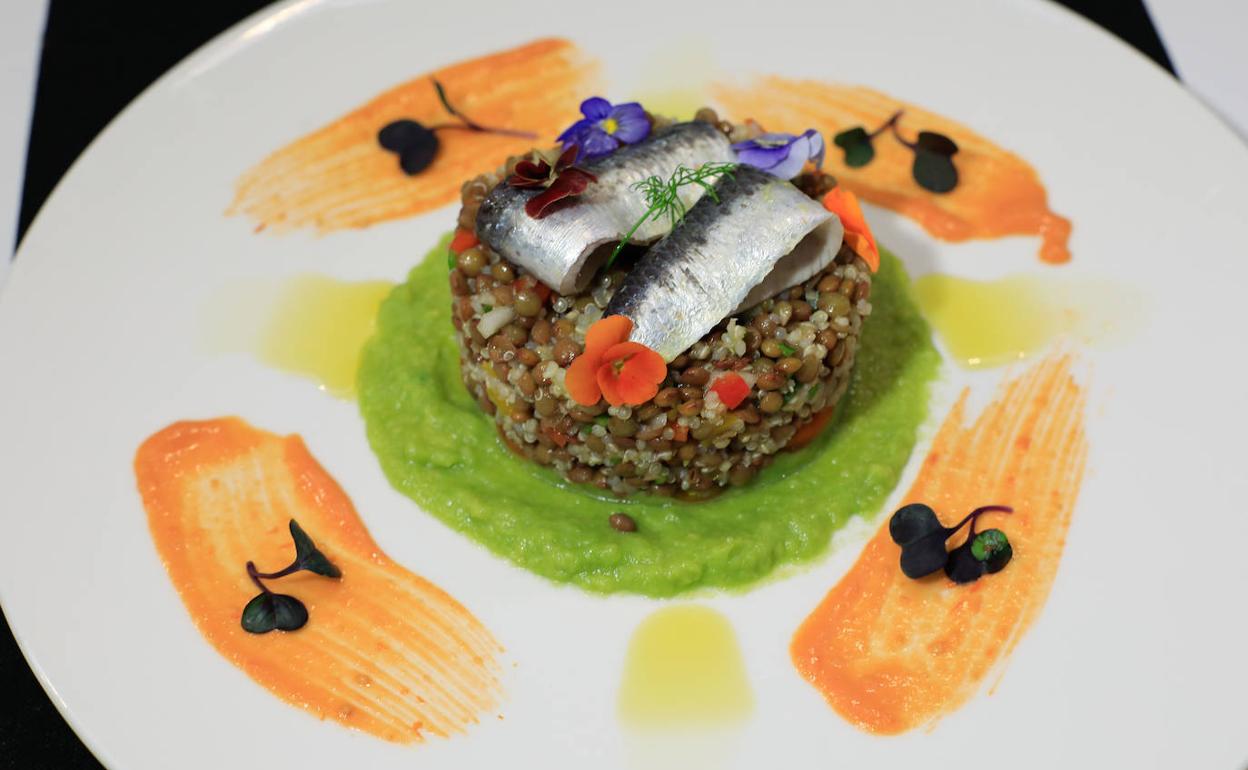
[833,126,875,168]
[241,592,309,634]
[912,150,959,193]
[972,528,1013,573]
[448,250,457,269]
[605,162,738,270]
[594,415,610,427]
[778,342,797,356]
[289,520,341,579]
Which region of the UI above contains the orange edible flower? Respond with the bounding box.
[823,187,879,272]
[449,228,479,254]
[596,342,667,406]
[566,315,666,406]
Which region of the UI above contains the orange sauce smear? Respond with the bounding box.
[713,79,1072,263]
[791,355,1087,734]
[229,38,599,234]
[135,417,504,743]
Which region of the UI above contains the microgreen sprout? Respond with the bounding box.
[889,503,1013,583]
[241,520,342,634]
[833,111,960,193]
[377,79,537,175]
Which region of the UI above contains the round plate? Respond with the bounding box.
[2,1,1246,767]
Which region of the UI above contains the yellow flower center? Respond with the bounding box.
[602,117,619,135]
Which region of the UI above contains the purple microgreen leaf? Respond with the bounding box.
[289,520,341,579]
[242,592,309,634]
[915,131,958,157]
[889,503,942,546]
[972,528,1014,573]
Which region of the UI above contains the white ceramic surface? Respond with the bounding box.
[0,0,47,281]
[2,1,1246,767]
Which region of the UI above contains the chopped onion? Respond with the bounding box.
[477,306,516,338]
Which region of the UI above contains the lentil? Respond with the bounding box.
[609,512,638,532]
[450,139,872,496]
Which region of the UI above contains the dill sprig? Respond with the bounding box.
[605,161,738,269]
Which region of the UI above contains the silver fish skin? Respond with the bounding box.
[605,166,843,362]
[475,122,735,294]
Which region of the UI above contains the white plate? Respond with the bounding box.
[2,1,1246,767]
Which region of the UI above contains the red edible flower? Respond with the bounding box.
[566,316,666,407]
[709,372,751,410]
[508,146,598,219]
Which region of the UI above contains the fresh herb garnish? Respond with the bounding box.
[889,503,1012,583]
[833,111,959,193]
[606,161,739,269]
[241,519,342,634]
[377,79,537,176]
[778,342,797,356]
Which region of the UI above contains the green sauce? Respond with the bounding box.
[358,235,939,596]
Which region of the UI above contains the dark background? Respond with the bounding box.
[2,1,1173,767]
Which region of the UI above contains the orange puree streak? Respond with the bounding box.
[713,79,1072,263]
[229,38,598,234]
[135,418,503,743]
[791,355,1087,734]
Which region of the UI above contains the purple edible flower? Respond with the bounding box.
[558,97,651,161]
[732,129,825,179]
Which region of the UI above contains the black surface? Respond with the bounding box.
[2,1,1174,767]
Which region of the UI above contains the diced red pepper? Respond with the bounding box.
[449,228,479,254]
[709,372,751,410]
[672,424,689,442]
[542,425,569,448]
[516,275,552,305]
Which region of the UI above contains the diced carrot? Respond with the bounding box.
[672,424,689,442]
[496,424,527,457]
[789,406,836,450]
